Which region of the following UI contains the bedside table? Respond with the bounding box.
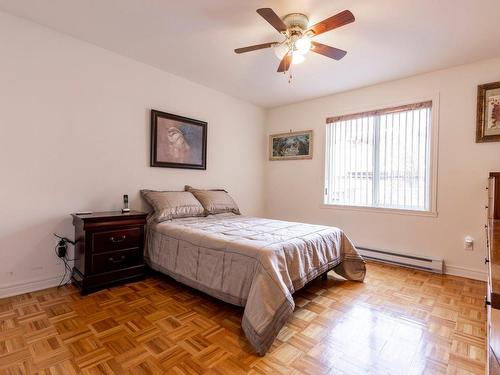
[71,210,148,294]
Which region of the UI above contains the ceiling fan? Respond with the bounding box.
[235,8,355,74]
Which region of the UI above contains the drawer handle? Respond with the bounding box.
[108,255,126,264]
[110,235,126,243]
[485,296,491,307]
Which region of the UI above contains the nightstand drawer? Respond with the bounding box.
[91,248,142,274]
[92,227,142,253]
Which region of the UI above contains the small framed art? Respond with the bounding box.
[269,130,313,161]
[477,81,500,143]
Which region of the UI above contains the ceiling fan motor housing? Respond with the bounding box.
[282,13,309,33]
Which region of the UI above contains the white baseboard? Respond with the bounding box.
[0,274,69,299]
[444,264,487,281]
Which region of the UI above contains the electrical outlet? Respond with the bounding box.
[464,236,474,251]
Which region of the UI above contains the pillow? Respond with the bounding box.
[140,190,205,223]
[185,185,241,215]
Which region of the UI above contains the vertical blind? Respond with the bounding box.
[324,101,432,211]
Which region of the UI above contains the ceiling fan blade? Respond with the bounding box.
[234,42,276,54]
[277,53,292,73]
[311,41,347,60]
[308,10,355,36]
[257,8,287,33]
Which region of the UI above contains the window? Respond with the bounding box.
[324,101,434,212]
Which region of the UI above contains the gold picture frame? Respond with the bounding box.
[476,81,500,143]
[269,130,313,161]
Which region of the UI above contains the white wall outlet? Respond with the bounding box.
[464,236,474,251]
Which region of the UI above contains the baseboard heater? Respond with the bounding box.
[356,246,444,274]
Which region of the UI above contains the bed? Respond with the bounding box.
[144,212,366,355]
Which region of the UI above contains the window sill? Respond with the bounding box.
[320,203,438,218]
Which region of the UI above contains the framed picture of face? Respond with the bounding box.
[477,81,500,143]
[150,110,207,169]
[269,130,313,161]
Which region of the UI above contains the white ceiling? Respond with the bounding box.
[1,0,500,108]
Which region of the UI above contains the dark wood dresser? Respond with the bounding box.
[71,210,148,294]
[487,173,500,374]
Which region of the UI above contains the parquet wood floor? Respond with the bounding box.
[0,262,486,375]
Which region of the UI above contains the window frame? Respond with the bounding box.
[321,96,439,217]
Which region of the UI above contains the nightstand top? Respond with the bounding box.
[71,210,148,222]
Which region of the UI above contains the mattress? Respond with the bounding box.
[145,213,365,355]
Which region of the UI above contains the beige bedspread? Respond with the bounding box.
[145,213,365,355]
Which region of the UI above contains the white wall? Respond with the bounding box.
[265,57,500,280]
[0,12,266,297]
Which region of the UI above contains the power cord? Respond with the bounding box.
[53,233,76,288]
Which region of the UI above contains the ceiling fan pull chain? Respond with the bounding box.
[287,57,293,83]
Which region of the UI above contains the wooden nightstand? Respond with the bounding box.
[71,210,148,294]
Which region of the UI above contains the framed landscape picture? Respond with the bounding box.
[150,110,207,169]
[269,130,313,161]
[476,81,500,142]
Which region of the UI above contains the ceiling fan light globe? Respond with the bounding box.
[273,43,289,60]
[295,37,311,55]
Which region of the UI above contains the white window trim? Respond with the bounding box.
[321,94,440,217]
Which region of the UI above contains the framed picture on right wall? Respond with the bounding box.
[477,81,500,142]
[269,130,313,161]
